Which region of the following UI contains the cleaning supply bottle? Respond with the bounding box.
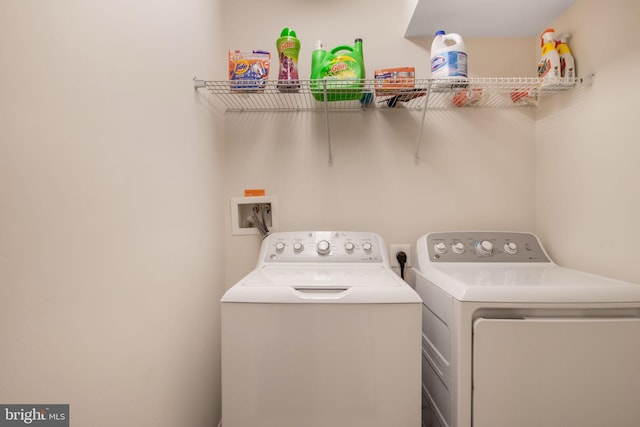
[556,33,576,85]
[311,39,327,76]
[430,30,468,79]
[537,28,561,85]
[310,38,365,102]
[276,27,301,92]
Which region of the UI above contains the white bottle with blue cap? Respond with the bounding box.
[430,30,468,79]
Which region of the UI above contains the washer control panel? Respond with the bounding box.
[427,232,550,262]
[264,231,384,263]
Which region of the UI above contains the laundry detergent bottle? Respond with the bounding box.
[537,28,561,85]
[310,38,365,101]
[276,27,301,92]
[430,30,468,79]
[556,33,576,85]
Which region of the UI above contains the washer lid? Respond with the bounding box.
[418,264,640,303]
[221,265,421,304]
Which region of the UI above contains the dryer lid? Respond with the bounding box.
[418,264,640,303]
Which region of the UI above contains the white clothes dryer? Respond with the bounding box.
[221,231,422,427]
[413,231,640,427]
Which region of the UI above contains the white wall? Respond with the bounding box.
[537,0,640,283]
[0,1,225,426]
[222,0,538,286]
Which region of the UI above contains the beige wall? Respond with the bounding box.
[537,0,640,283]
[0,1,225,426]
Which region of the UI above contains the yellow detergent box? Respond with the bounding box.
[228,50,271,91]
[374,67,415,94]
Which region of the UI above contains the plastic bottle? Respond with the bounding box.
[556,33,576,85]
[311,39,326,75]
[310,38,365,102]
[276,27,301,92]
[537,28,561,85]
[430,30,468,79]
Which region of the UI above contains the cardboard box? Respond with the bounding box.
[228,50,271,91]
[374,67,415,94]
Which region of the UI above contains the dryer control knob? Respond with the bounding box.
[434,242,447,254]
[317,240,331,255]
[293,242,304,253]
[475,240,494,256]
[504,242,518,254]
[275,242,285,252]
[345,242,355,252]
[362,242,373,252]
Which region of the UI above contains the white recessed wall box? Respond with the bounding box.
[231,196,278,236]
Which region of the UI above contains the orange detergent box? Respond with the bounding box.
[228,50,271,91]
[374,67,415,94]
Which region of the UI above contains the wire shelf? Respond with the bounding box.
[193,75,588,166]
[194,77,584,112]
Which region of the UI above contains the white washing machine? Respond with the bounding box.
[413,231,640,427]
[221,231,422,427]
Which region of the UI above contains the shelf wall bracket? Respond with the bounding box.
[193,77,206,89]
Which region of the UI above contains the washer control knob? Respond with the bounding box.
[362,242,373,252]
[293,242,304,253]
[317,240,331,255]
[504,242,518,254]
[452,242,465,254]
[475,240,494,256]
[345,242,355,252]
[434,242,447,254]
[275,242,285,252]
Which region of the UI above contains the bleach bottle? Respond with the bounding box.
[430,30,467,79]
[556,33,576,85]
[537,28,561,85]
[310,38,365,101]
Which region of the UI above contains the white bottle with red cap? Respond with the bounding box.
[537,28,561,86]
[556,33,576,86]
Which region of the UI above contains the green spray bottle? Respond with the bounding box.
[310,38,365,102]
[276,27,301,92]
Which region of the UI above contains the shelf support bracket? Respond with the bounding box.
[414,82,432,165]
[322,80,333,166]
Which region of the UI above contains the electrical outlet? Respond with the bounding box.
[390,244,411,268]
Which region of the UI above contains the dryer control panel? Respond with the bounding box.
[262,231,385,264]
[425,232,550,263]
